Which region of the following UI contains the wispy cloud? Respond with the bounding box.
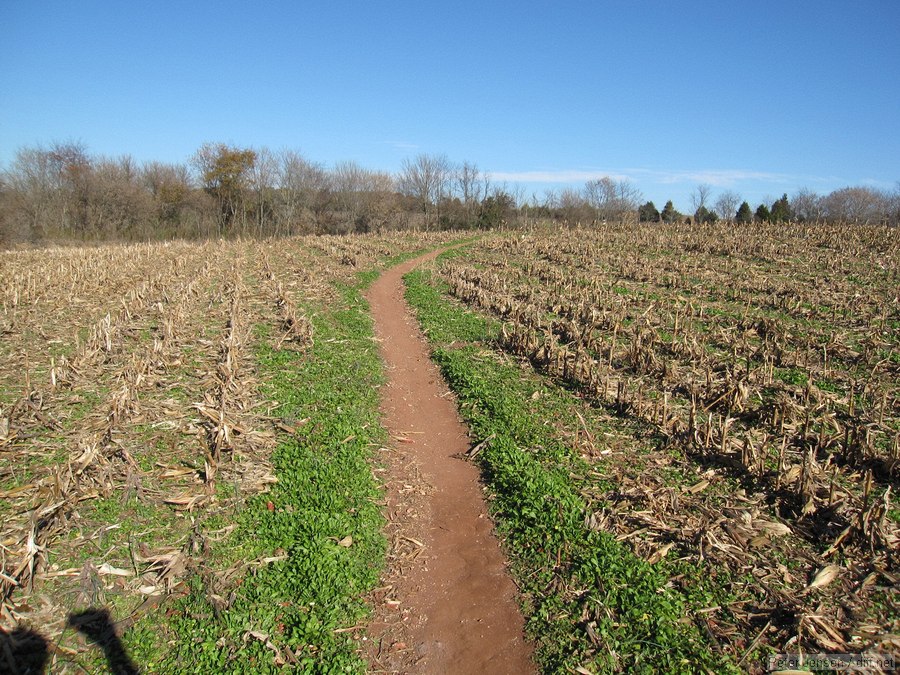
[631,168,853,189]
[488,167,844,188]
[487,169,632,183]
[638,169,793,186]
[858,177,898,189]
[380,140,419,152]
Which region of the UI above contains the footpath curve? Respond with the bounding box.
[363,249,534,674]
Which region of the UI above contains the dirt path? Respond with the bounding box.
[363,250,534,674]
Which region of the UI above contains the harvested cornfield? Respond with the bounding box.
[0,232,454,671]
[1,222,897,673]
[421,221,898,669]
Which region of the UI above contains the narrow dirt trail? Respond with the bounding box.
[363,250,534,674]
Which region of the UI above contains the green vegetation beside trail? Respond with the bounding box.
[142,281,387,673]
[404,266,739,674]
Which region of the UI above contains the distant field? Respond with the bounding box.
[1,221,897,673]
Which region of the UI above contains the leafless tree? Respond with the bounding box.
[821,186,889,224]
[2,145,58,240]
[43,141,93,236]
[510,184,525,212]
[1,142,103,238]
[86,155,153,238]
[247,147,278,237]
[790,188,824,223]
[454,161,487,224]
[276,150,330,234]
[690,183,713,218]
[541,189,560,212]
[713,190,742,222]
[360,170,397,232]
[332,161,396,233]
[397,153,451,227]
[141,160,210,237]
[332,161,368,231]
[583,177,642,223]
[889,182,900,226]
[454,161,483,206]
[559,188,590,224]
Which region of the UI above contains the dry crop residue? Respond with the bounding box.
[436,222,899,662]
[0,233,454,669]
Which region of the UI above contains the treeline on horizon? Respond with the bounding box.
[1,141,898,246]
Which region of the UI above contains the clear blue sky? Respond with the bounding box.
[1,1,898,212]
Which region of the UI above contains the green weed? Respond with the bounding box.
[774,367,808,387]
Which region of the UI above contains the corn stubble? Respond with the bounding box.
[442,220,898,662]
[0,232,448,666]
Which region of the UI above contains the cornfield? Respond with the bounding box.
[1,221,897,666]
[439,220,898,659]
[0,232,448,648]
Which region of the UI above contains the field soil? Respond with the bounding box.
[364,250,534,674]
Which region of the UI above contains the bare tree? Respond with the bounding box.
[248,147,278,237]
[889,182,900,226]
[540,189,560,212]
[276,150,330,234]
[713,190,742,223]
[276,150,306,234]
[790,188,824,223]
[44,141,92,236]
[332,161,368,231]
[141,160,207,237]
[87,155,153,239]
[397,153,451,227]
[454,161,485,223]
[510,184,526,214]
[360,170,397,232]
[331,161,396,233]
[559,188,590,224]
[690,184,713,220]
[2,145,58,240]
[2,142,99,238]
[583,177,642,223]
[821,186,889,224]
[454,161,482,204]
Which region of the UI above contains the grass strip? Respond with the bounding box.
[404,266,739,674]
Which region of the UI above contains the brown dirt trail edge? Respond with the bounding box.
[363,249,535,674]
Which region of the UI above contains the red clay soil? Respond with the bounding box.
[363,250,535,674]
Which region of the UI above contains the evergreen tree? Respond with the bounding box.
[639,201,660,222]
[770,193,792,222]
[694,205,718,224]
[660,200,680,223]
[755,204,771,222]
[735,201,753,224]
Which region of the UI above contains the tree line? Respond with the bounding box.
[528,180,899,228]
[1,142,897,245]
[633,184,900,226]
[0,142,522,244]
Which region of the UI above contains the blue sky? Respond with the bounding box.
[1,1,898,212]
